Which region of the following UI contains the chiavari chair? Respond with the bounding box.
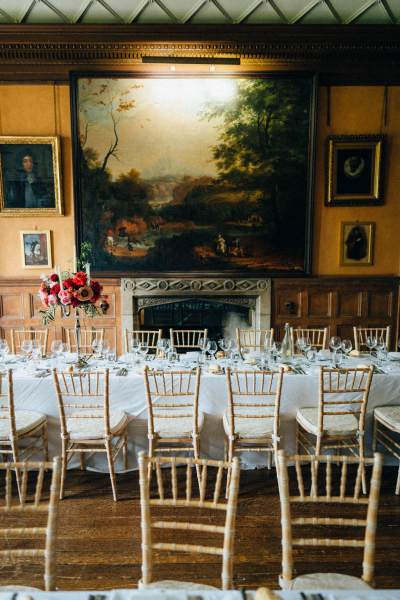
[0,370,48,495]
[125,328,162,353]
[236,328,274,352]
[11,328,48,357]
[291,327,328,350]
[52,368,128,501]
[139,453,240,590]
[170,328,208,351]
[224,367,284,471]
[0,457,61,592]
[276,450,383,590]
[143,367,203,477]
[64,327,104,354]
[353,326,390,352]
[373,405,400,494]
[296,366,373,493]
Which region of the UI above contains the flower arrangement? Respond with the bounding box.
[38,254,109,325]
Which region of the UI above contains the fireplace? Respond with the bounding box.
[121,277,271,344]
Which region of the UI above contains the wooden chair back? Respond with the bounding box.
[236,328,274,351]
[52,369,112,438]
[11,328,48,357]
[318,366,373,437]
[125,329,162,353]
[276,450,383,587]
[291,327,328,350]
[353,326,391,351]
[0,370,17,447]
[225,367,283,442]
[64,327,104,354]
[0,457,61,591]
[170,328,208,350]
[143,367,201,440]
[139,453,240,590]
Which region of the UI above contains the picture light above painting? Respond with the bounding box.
[71,73,317,275]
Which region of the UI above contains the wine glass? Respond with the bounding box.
[341,339,352,359]
[375,336,386,352]
[20,339,32,361]
[333,350,344,369]
[296,336,306,355]
[273,341,282,363]
[30,340,42,365]
[51,339,63,358]
[218,337,232,356]
[329,336,341,365]
[140,342,149,361]
[302,337,312,356]
[0,339,9,369]
[366,336,377,355]
[207,340,218,361]
[100,341,110,360]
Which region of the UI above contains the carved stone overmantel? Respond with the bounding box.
[121,277,271,345]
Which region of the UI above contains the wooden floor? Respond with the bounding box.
[1,465,400,591]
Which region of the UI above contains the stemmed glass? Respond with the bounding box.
[341,339,352,360]
[272,341,282,363]
[207,340,218,361]
[198,337,208,364]
[20,339,32,361]
[366,336,377,355]
[296,336,306,356]
[218,338,232,360]
[0,339,9,370]
[130,337,140,362]
[139,342,149,362]
[329,336,341,366]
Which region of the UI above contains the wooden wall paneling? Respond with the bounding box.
[272,277,399,349]
[0,278,122,355]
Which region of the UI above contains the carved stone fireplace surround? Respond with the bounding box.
[121,277,271,343]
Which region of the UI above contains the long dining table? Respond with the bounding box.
[7,354,400,471]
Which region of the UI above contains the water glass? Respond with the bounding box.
[341,339,352,358]
[333,350,344,368]
[140,343,149,361]
[306,347,317,364]
[20,339,33,361]
[366,336,377,355]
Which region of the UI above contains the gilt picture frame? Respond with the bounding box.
[340,221,375,267]
[326,135,384,206]
[0,136,63,217]
[20,230,52,269]
[71,72,317,276]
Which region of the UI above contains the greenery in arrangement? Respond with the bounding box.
[38,242,109,326]
[76,76,314,272]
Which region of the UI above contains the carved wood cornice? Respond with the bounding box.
[0,25,398,81]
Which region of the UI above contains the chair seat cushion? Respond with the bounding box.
[296,407,359,436]
[0,410,46,440]
[282,572,371,590]
[223,412,274,439]
[139,579,218,591]
[374,406,400,433]
[154,412,204,439]
[67,411,128,440]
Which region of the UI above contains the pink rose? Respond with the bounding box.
[48,294,58,306]
[39,289,49,307]
[58,289,72,305]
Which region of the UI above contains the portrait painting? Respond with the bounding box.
[340,222,375,267]
[0,136,63,216]
[20,230,52,269]
[71,73,317,274]
[327,135,384,206]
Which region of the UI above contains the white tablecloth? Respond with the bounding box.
[9,359,400,471]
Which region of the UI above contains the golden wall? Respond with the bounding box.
[0,83,398,278]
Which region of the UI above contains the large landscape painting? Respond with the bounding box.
[72,74,316,273]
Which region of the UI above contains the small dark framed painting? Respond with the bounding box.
[340,222,375,267]
[326,135,384,206]
[20,230,52,269]
[0,136,63,217]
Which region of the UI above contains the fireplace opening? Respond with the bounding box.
[139,298,252,340]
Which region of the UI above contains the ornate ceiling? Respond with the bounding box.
[0,0,398,25]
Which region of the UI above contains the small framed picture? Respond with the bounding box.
[340,222,375,267]
[0,136,63,216]
[326,135,384,206]
[20,230,52,269]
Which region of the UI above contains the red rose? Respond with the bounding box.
[50,283,60,296]
[63,278,75,289]
[71,296,80,308]
[50,273,59,282]
[72,271,87,287]
[91,281,102,295]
